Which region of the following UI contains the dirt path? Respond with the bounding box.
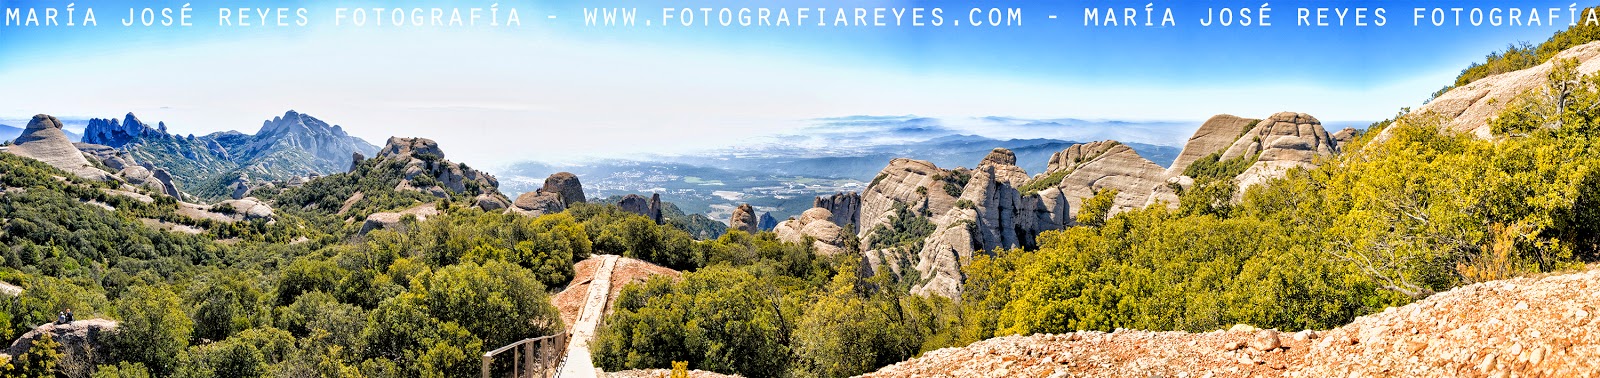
[559,254,619,378]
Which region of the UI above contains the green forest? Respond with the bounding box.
[7,20,1600,378]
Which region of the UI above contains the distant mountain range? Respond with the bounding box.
[501,130,1185,223]
[75,110,379,199]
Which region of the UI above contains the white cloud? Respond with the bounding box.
[0,25,1435,168]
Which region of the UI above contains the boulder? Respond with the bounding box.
[541,172,586,206]
[474,194,510,211]
[729,203,759,234]
[513,191,566,216]
[774,208,850,256]
[1331,127,1359,148]
[4,114,111,181]
[618,194,663,224]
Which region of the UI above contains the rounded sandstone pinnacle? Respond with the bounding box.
[1250,329,1281,352]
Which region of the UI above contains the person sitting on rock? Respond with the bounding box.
[65,308,73,322]
[57,311,66,324]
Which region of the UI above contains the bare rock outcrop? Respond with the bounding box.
[541,172,587,207]
[1044,141,1173,220]
[774,208,850,256]
[513,191,566,217]
[1412,40,1600,139]
[1167,114,1260,176]
[350,151,365,172]
[814,192,862,233]
[360,203,440,234]
[4,115,111,181]
[509,172,587,217]
[618,193,663,224]
[374,137,512,209]
[1220,112,1339,193]
[856,149,1072,298]
[1330,127,1359,148]
[3,319,118,375]
[729,203,759,234]
[864,267,1600,378]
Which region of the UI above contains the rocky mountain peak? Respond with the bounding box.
[83,112,166,147]
[379,137,445,160]
[1167,114,1259,176]
[1221,111,1339,192]
[5,114,111,181]
[979,147,1017,166]
[729,203,759,234]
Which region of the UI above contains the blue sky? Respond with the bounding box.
[0,0,1587,165]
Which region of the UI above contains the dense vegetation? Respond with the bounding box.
[0,150,716,377]
[969,59,1600,339]
[591,231,958,378]
[1435,5,1600,98]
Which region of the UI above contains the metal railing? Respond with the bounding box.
[481,331,569,378]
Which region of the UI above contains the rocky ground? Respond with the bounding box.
[862,266,1600,378]
[605,368,740,378]
[553,256,679,330]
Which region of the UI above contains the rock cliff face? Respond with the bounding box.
[4,114,112,181]
[540,172,587,207]
[814,192,862,232]
[729,203,759,234]
[618,194,663,224]
[773,208,851,256]
[1167,114,1259,176]
[1412,40,1600,139]
[847,149,1078,298]
[1218,112,1340,193]
[75,142,182,198]
[1044,141,1172,220]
